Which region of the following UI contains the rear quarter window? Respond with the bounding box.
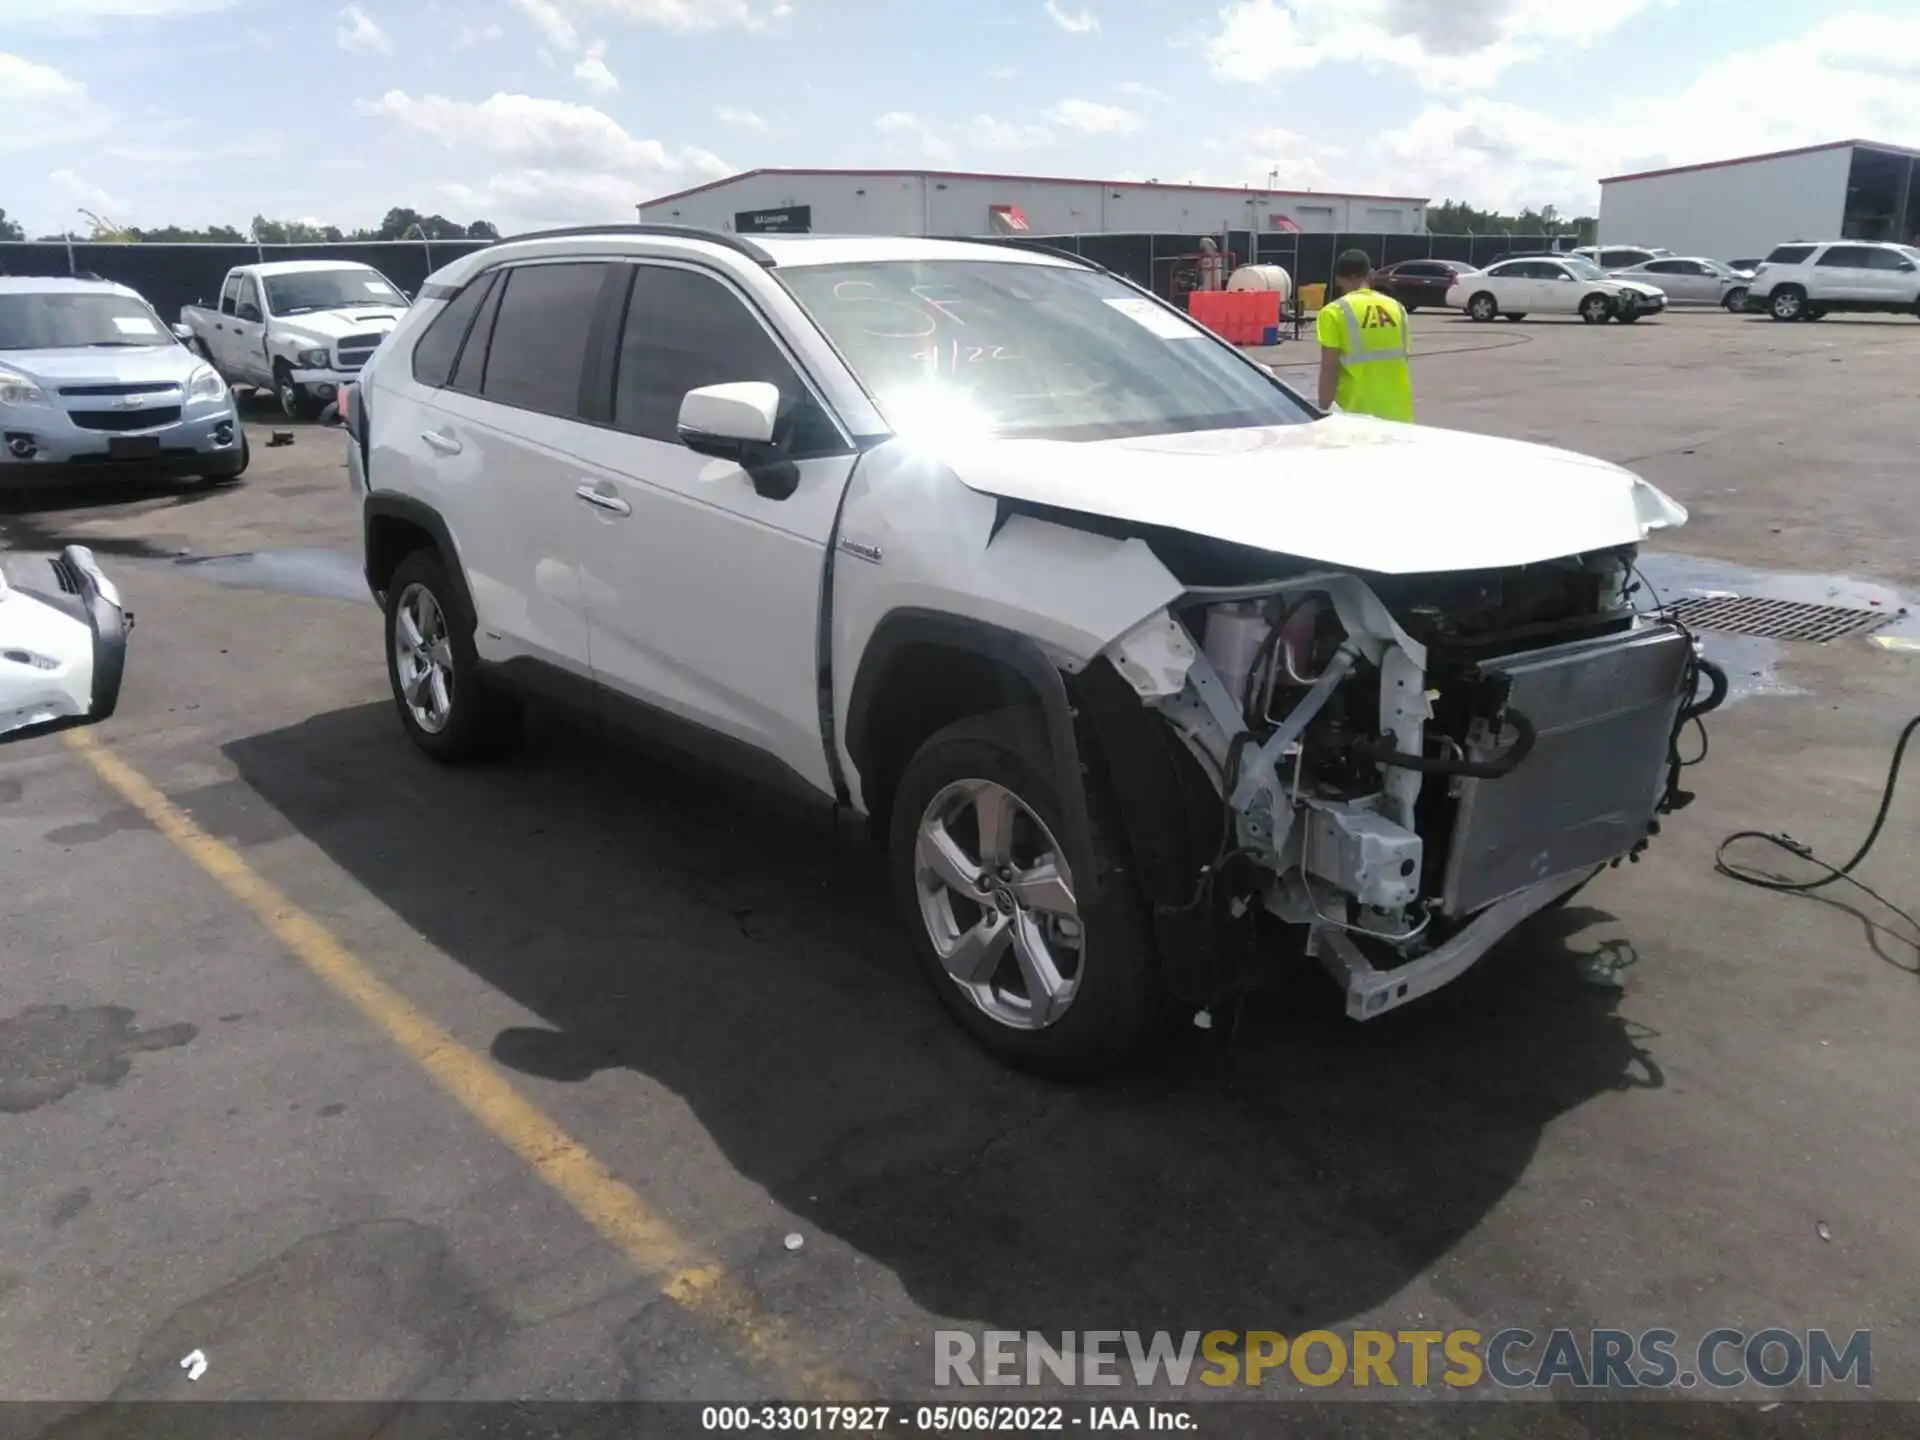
[409,272,497,388]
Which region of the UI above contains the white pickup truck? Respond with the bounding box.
[181,260,409,419]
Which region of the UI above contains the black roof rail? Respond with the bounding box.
[498,222,777,266]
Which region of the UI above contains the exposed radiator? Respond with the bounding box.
[1439,622,1692,916]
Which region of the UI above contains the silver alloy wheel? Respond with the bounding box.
[1469,294,1496,321]
[278,373,301,416]
[914,778,1083,1031]
[1773,289,1803,320]
[1584,294,1612,322]
[393,582,455,734]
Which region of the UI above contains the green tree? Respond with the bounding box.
[467,220,499,239]
[0,208,24,242]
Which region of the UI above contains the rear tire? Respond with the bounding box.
[383,548,523,764]
[889,707,1161,1074]
[1467,292,1498,322]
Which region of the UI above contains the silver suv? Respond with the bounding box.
[1744,240,1920,321]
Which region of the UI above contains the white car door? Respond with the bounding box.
[1862,247,1919,304]
[1811,245,1875,302]
[228,274,271,385]
[399,259,604,691]
[565,259,859,796]
[1535,261,1584,313]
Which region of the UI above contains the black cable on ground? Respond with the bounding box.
[1713,716,1919,946]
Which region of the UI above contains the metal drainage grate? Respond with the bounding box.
[1662,594,1896,643]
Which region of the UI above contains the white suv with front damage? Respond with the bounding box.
[343,226,1722,1072]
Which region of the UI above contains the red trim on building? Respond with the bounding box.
[1599,138,1920,186]
[640,166,1429,209]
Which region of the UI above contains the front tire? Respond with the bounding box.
[1724,287,1748,312]
[1580,293,1612,324]
[1500,312,1527,322]
[274,361,324,421]
[383,548,522,764]
[889,708,1161,1074]
[1467,292,1498,322]
[1769,286,1806,321]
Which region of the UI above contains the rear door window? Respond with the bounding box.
[477,262,614,418]
[1765,245,1815,265]
[410,271,497,388]
[1816,246,1872,268]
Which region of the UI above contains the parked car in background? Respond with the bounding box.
[1368,259,1479,311]
[1447,256,1667,323]
[1742,240,1920,321]
[1,276,246,487]
[181,260,408,419]
[343,225,1707,1071]
[1608,257,1750,311]
[1571,245,1675,269]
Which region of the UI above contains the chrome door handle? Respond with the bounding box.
[420,429,462,455]
[575,484,630,516]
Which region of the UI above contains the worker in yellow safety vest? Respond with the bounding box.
[1316,248,1413,422]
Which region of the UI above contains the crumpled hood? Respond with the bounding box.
[1614,280,1668,298]
[942,415,1688,575]
[275,309,401,341]
[3,344,202,387]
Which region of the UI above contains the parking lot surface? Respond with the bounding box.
[2,318,1916,1420]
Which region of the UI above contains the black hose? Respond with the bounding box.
[1715,715,1916,898]
[1349,709,1536,780]
[1686,655,1729,720]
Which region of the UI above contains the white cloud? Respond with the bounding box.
[0,0,235,18]
[569,0,793,33]
[360,89,729,231]
[574,38,618,90]
[714,105,769,132]
[335,4,391,53]
[512,0,579,50]
[1205,0,1658,91]
[877,110,1054,161]
[101,136,285,166]
[49,169,126,218]
[0,54,103,151]
[1359,11,1920,213]
[1044,98,1141,135]
[458,20,504,45]
[1043,0,1097,33]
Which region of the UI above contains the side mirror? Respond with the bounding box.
[677,381,798,500]
[0,545,133,744]
[170,323,194,343]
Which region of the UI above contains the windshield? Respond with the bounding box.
[0,291,173,350]
[264,269,405,315]
[1560,257,1605,279]
[779,259,1312,443]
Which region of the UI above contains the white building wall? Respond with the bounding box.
[640,172,1427,238]
[1598,147,1849,258]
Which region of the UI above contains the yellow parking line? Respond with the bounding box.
[63,729,856,1402]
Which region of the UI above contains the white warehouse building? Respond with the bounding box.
[636,167,1429,238]
[1598,139,1920,260]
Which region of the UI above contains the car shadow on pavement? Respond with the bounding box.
[222,701,1660,1338]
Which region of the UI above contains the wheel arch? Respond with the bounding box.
[363,491,473,619]
[846,609,1100,901]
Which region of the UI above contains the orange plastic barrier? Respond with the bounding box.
[1185,289,1281,345]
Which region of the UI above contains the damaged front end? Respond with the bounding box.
[1082,547,1724,1020]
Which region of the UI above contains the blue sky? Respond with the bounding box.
[4,0,1918,237]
